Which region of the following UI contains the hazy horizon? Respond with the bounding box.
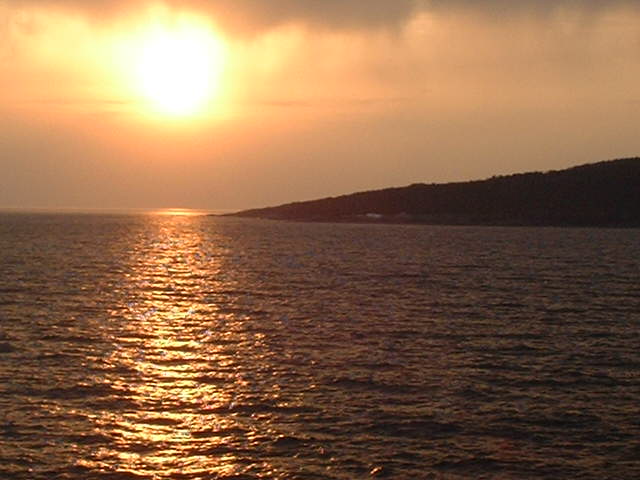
[2,1,640,211]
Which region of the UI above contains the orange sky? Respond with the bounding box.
[1,1,639,211]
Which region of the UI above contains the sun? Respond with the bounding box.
[133,20,226,117]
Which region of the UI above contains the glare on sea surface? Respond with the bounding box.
[80,216,267,477]
[154,208,208,216]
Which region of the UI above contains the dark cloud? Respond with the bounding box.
[9,0,638,31]
[193,0,419,32]
[5,0,419,33]
[429,0,635,10]
[428,0,639,20]
[4,0,638,35]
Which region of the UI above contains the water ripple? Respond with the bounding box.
[0,214,639,479]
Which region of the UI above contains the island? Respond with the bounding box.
[226,157,640,227]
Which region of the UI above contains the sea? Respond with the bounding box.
[0,212,638,480]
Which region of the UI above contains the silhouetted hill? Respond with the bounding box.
[229,158,640,227]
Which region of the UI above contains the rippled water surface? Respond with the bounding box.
[1,213,639,479]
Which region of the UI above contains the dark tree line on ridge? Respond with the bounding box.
[229,157,640,227]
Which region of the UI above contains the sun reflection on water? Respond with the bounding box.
[153,208,209,217]
[84,215,266,478]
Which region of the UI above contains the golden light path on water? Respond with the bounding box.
[77,214,284,478]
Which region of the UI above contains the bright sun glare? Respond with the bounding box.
[134,20,225,116]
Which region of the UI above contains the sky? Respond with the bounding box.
[1,0,639,211]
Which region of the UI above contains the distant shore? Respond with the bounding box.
[224,157,640,228]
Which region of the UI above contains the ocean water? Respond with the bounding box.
[0,213,639,480]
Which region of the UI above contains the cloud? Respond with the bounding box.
[197,0,420,32]
[430,0,635,10]
[7,0,637,35]
[4,0,419,34]
[427,0,639,22]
